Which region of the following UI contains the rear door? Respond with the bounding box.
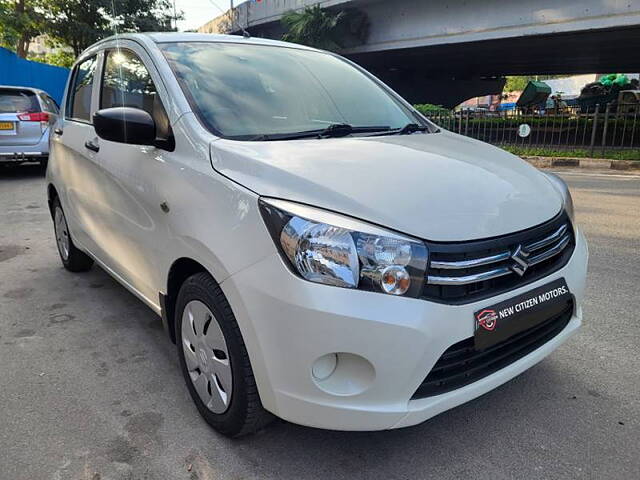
[0,88,44,146]
[51,54,102,252]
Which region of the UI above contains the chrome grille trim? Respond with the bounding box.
[430,251,511,270]
[523,224,568,253]
[428,266,512,286]
[526,233,570,266]
[426,223,572,287]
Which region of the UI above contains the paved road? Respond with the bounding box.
[1,165,638,480]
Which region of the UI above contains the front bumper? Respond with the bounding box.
[222,228,588,431]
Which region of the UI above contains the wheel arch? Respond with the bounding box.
[161,255,277,416]
[47,183,59,219]
[163,257,212,343]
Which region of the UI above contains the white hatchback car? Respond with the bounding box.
[47,33,588,437]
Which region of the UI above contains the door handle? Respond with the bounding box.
[54,128,63,136]
[84,140,100,153]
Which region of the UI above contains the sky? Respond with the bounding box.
[174,0,231,31]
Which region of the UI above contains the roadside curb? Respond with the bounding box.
[522,156,640,171]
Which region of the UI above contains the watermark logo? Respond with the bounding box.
[476,309,498,331]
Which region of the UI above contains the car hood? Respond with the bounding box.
[210,131,562,241]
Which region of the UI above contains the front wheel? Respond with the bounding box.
[175,272,273,437]
[52,198,93,272]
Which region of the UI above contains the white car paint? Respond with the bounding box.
[211,132,562,241]
[47,33,588,431]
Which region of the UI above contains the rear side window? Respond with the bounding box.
[67,56,98,122]
[0,89,40,113]
[100,48,171,139]
[39,93,59,114]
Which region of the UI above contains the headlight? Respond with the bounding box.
[259,198,428,297]
[543,172,575,222]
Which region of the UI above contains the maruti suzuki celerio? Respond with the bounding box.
[47,33,588,437]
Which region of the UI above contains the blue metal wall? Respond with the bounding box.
[0,47,70,105]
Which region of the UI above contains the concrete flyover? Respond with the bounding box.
[229,0,640,107]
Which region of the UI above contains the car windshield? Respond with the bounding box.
[160,42,425,140]
[0,89,40,114]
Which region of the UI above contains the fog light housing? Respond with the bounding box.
[312,353,338,381]
[311,353,375,396]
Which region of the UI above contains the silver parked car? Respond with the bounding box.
[0,86,59,167]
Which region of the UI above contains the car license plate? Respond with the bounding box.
[0,122,14,130]
[473,278,571,350]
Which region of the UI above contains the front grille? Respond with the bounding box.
[422,212,575,304]
[412,297,574,399]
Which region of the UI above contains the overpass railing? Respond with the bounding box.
[424,103,640,158]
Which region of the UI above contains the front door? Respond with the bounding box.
[88,45,175,304]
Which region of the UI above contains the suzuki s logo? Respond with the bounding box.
[476,309,498,331]
[510,244,530,276]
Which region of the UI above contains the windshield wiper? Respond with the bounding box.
[399,123,430,134]
[369,123,431,137]
[240,124,392,141]
[319,123,395,138]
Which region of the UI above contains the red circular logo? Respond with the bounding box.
[476,309,498,331]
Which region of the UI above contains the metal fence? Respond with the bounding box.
[424,103,640,156]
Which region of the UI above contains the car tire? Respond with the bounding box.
[175,272,274,437]
[52,197,94,272]
[40,157,48,169]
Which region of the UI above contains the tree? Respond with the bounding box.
[504,76,529,93]
[0,0,44,57]
[115,0,176,33]
[504,75,567,93]
[0,0,181,58]
[281,4,347,51]
[43,0,180,56]
[28,49,75,67]
[44,1,107,56]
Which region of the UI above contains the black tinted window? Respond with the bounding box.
[101,49,157,115]
[68,56,97,121]
[0,89,40,113]
[100,49,171,139]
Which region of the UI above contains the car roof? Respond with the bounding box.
[91,32,319,53]
[0,85,48,95]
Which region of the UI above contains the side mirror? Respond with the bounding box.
[93,107,156,146]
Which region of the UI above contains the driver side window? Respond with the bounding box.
[100,48,171,140]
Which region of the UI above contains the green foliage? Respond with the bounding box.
[281,5,346,51]
[414,104,450,115]
[0,0,183,58]
[28,49,75,68]
[502,146,640,161]
[504,75,566,93]
[0,0,45,57]
[43,0,181,56]
[504,76,530,92]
